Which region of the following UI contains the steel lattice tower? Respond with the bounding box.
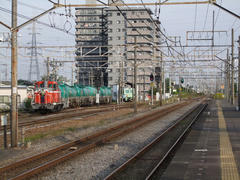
[28,21,40,81]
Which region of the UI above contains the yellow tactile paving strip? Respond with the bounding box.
[217,101,240,180]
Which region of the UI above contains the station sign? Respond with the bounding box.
[1,115,7,126]
[96,93,100,104]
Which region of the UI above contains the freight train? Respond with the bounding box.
[31,81,112,112]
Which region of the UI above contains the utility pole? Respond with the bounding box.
[11,0,18,147]
[225,49,229,101]
[227,49,231,102]
[163,65,165,101]
[178,76,181,101]
[88,71,91,86]
[76,66,79,84]
[143,69,146,102]
[215,75,218,93]
[118,57,124,104]
[91,68,93,86]
[231,29,235,105]
[238,36,240,110]
[169,74,171,95]
[0,0,65,148]
[212,11,215,47]
[159,52,163,106]
[134,37,137,113]
[118,72,121,104]
[46,57,50,81]
[72,63,75,86]
[121,56,124,103]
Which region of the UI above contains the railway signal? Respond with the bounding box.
[181,78,184,84]
[150,73,154,81]
[155,67,161,83]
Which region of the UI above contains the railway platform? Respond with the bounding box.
[161,99,240,180]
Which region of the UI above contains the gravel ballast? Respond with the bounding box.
[0,100,201,179]
[38,101,200,179]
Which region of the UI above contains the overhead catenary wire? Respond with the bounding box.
[138,0,187,62]
[4,0,74,18]
[203,3,209,31]
[229,10,240,32]
[0,6,75,35]
[137,1,197,69]
[214,0,222,26]
[193,0,198,31]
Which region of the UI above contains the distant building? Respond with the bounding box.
[106,7,161,99]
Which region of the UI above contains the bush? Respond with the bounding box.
[214,93,224,99]
[24,98,32,109]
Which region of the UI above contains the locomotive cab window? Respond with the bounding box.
[53,84,57,90]
[48,83,57,90]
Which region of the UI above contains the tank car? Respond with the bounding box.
[32,81,112,112]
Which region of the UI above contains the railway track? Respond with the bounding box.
[0,100,193,180]
[104,101,208,180]
[0,103,133,131]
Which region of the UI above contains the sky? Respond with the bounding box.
[0,0,239,86]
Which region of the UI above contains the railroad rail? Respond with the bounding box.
[0,103,133,131]
[0,100,194,180]
[104,102,208,180]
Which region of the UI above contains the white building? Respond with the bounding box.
[0,85,29,109]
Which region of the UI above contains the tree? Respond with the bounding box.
[165,78,170,93]
[18,79,33,86]
[41,75,69,83]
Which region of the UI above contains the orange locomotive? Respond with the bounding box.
[32,81,63,112]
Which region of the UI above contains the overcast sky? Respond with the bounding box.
[0,0,239,82]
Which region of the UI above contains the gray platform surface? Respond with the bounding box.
[161,99,240,180]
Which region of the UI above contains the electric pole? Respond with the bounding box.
[227,49,231,102]
[134,37,137,113]
[11,0,18,147]
[143,69,146,102]
[225,49,229,101]
[231,29,235,105]
[159,52,163,106]
[169,74,171,95]
[163,64,165,101]
[212,11,215,47]
[46,57,50,81]
[72,63,75,85]
[238,36,240,110]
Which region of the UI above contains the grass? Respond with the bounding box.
[25,133,48,142]
[214,93,224,99]
[97,119,106,126]
[82,124,92,129]
[23,106,140,143]
[24,126,78,143]
[66,127,77,132]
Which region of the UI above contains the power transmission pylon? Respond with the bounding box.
[28,20,40,81]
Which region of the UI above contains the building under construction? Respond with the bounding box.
[75,7,108,87]
[75,2,162,99]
